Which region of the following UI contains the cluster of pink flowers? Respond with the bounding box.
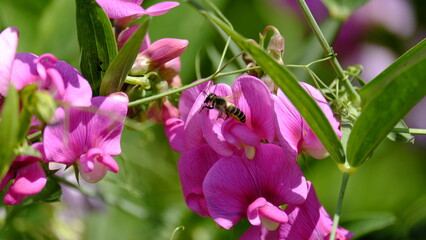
[0,27,128,205]
[0,0,185,205]
[165,76,353,239]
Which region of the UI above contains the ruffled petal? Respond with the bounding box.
[85,92,128,155]
[203,144,308,230]
[0,27,19,96]
[43,107,87,164]
[54,60,92,107]
[279,182,354,240]
[9,162,46,195]
[178,144,220,217]
[10,53,40,90]
[201,83,235,156]
[145,1,180,16]
[96,0,145,19]
[164,118,186,153]
[179,80,211,122]
[232,76,275,142]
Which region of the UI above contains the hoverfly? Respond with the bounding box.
[199,93,246,123]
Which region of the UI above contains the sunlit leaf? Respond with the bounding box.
[203,12,345,164]
[76,0,118,96]
[0,85,19,179]
[347,39,426,167]
[99,17,151,96]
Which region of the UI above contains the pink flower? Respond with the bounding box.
[43,92,128,183]
[273,82,341,159]
[202,144,308,229]
[0,143,46,205]
[0,27,19,97]
[241,182,353,239]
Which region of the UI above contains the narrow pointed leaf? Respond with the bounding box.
[0,85,19,178]
[203,12,345,164]
[76,0,118,96]
[347,39,426,167]
[100,17,151,96]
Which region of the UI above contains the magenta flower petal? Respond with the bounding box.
[203,144,308,229]
[222,119,259,148]
[86,92,128,155]
[179,80,211,122]
[0,27,19,96]
[96,0,145,19]
[200,83,235,156]
[164,118,186,153]
[240,225,279,240]
[11,53,40,90]
[44,92,128,166]
[279,182,353,240]
[178,144,220,217]
[247,197,288,227]
[4,191,25,205]
[117,26,151,51]
[9,161,46,195]
[232,76,275,142]
[78,148,118,183]
[145,1,180,16]
[272,93,302,159]
[275,83,341,159]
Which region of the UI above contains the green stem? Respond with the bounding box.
[393,128,426,135]
[330,172,350,239]
[296,0,361,107]
[127,66,259,107]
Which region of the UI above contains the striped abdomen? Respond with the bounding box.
[226,104,246,123]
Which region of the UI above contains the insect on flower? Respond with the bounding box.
[199,93,246,123]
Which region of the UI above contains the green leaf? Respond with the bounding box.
[347,39,426,167]
[387,120,414,143]
[0,85,19,179]
[99,17,151,96]
[343,212,396,237]
[76,0,118,96]
[203,12,345,164]
[320,0,371,20]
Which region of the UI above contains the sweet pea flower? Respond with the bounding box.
[241,182,353,239]
[43,92,128,183]
[0,27,19,97]
[273,82,341,159]
[146,98,180,123]
[0,143,46,205]
[202,144,308,229]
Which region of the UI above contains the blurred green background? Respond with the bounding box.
[0,0,425,239]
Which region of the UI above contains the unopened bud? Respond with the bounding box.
[129,54,150,76]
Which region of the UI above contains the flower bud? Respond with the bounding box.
[141,38,188,69]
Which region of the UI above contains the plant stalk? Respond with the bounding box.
[296,0,361,107]
[330,172,350,239]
